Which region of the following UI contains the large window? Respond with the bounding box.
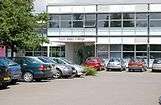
[123,45,134,51]
[85,14,96,28]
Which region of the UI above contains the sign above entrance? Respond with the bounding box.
[49,37,96,42]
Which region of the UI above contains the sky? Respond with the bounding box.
[33,0,47,13]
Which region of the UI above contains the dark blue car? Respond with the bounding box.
[0,58,22,84]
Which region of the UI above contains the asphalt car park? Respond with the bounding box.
[0,70,161,105]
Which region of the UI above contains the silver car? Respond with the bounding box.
[107,58,126,71]
[51,57,84,77]
[38,57,76,79]
[152,58,161,72]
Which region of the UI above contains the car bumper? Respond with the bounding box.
[12,73,22,80]
[107,65,122,69]
[152,67,161,71]
[33,71,53,79]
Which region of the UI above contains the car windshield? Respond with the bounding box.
[109,59,120,62]
[38,57,57,64]
[0,58,18,66]
[60,58,72,64]
[154,59,161,64]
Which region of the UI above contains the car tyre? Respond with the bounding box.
[23,72,33,82]
[10,80,17,85]
[52,69,62,79]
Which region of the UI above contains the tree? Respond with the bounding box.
[0,0,48,57]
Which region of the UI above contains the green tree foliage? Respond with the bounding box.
[0,0,48,56]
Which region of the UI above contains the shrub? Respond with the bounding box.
[83,67,97,76]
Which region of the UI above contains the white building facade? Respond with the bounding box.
[39,0,161,64]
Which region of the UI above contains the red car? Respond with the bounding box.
[128,59,146,72]
[83,57,104,71]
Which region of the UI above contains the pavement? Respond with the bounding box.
[0,71,161,105]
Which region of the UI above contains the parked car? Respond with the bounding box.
[159,96,161,105]
[38,57,76,78]
[11,57,53,82]
[107,58,126,71]
[51,57,84,77]
[0,58,21,84]
[0,66,12,89]
[83,57,104,71]
[152,58,161,72]
[128,58,146,72]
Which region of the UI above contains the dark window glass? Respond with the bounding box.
[25,52,33,56]
[150,45,161,51]
[98,21,109,27]
[110,45,121,51]
[150,13,161,19]
[136,13,147,19]
[97,52,108,59]
[136,21,147,27]
[49,21,59,28]
[123,13,134,19]
[85,20,96,28]
[123,52,134,59]
[85,14,96,20]
[73,21,83,28]
[110,13,121,19]
[123,45,134,51]
[136,45,147,51]
[60,21,72,28]
[150,20,161,27]
[49,15,59,21]
[110,21,121,27]
[61,15,72,20]
[123,21,134,27]
[136,52,147,57]
[150,53,161,59]
[98,14,109,20]
[73,14,84,20]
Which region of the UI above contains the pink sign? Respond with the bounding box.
[0,46,6,57]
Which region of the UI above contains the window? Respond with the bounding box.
[98,14,109,20]
[110,13,121,19]
[123,45,134,51]
[123,52,134,59]
[136,45,147,51]
[60,21,72,28]
[73,14,84,20]
[110,21,121,27]
[123,21,134,27]
[150,20,161,27]
[110,52,121,58]
[49,15,59,21]
[150,13,161,19]
[49,21,59,28]
[110,45,121,51]
[136,13,147,19]
[73,21,83,28]
[61,15,72,20]
[150,45,161,51]
[136,21,147,27]
[123,13,134,19]
[85,14,96,28]
[98,21,109,27]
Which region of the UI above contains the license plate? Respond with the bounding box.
[4,77,10,81]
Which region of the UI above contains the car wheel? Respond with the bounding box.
[23,72,33,82]
[0,83,8,89]
[10,80,17,85]
[52,70,62,79]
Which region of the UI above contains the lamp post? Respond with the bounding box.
[147,4,150,68]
